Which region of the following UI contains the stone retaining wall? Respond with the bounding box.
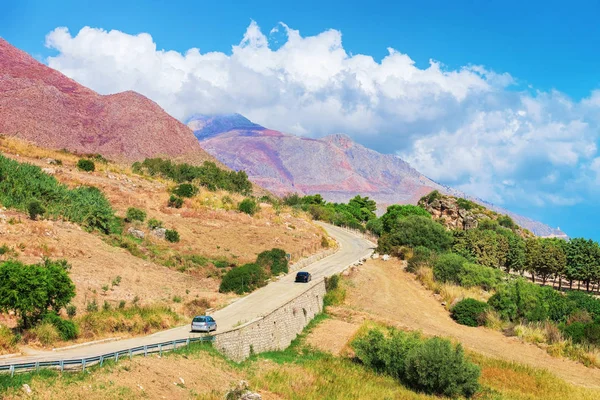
[288,248,337,273]
[213,279,327,362]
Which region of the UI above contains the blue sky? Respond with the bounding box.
[2,1,600,240]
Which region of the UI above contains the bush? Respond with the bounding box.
[86,300,99,312]
[168,195,183,208]
[165,229,180,243]
[365,218,383,236]
[584,322,600,345]
[325,274,340,292]
[458,263,504,291]
[32,322,60,346]
[219,263,267,294]
[406,247,435,273]
[125,207,146,222]
[147,218,163,229]
[42,313,78,341]
[27,200,45,220]
[77,159,96,172]
[66,304,77,319]
[352,328,480,398]
[488,279,561,323]
[404,337,480,398]
[172,183,198,198]
[238,198,259,215]
[433,253,468,284]
[378,215,452,254]
[256,248,288,275]
[563,322,586,344]
[451,298,489,327]
[0,155,120,234]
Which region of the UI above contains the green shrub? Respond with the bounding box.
[433,253,468,284]
[0,155,120,234]
[172,296,182,303]
[365,218,383,236]
[27,200,45,220]
[147,218,163,229]
[563,322,586,344]
[168,195,183,208]
[0,245,8,255]
[133,158,252,195]
[406,247,436,273]
[584,322,600,345]
[219,263,267,294]
[102,301,111,311]
[0,259,76,328]
[498,215,516,229]
[404,337,480,397]
[172,183,198,198]
[165,229,180,243]
[42,313,78,341]
[77,159,95,172]
[451,298,489,327]
[420,190,442,204]
[378,215,452,254]
[66,304,77,319]
[352,328,480,398]
[125,207,146,222]
[86,300,98,313]
[238,198,259,215]
[488,279,557,322]
[380,205,431,233]
[256,248,288,275]
[458,263,504,290]
[325,274,340,292]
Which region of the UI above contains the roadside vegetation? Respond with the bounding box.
[219,248,289,294]
[373,191,600,368]
[3,300,599,399]
[283,193,376,231]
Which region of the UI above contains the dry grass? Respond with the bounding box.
[415,266,492,310]
[0,325,16,354]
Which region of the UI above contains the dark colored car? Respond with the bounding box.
[191,315,217,332]
[295,271,312,283]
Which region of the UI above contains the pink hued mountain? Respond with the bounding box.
[190,114,566,237]
[0,38,215,164]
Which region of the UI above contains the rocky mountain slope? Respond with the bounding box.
[189,114,566,237]
[0,38,214,164]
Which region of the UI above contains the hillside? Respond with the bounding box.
[0,137,325,351]
[189,114,565,237]
[0,39,214,164]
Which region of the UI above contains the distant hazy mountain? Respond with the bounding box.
[188,114,566,237]
[0,38,215,164]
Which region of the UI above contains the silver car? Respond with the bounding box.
[191,315,217,332]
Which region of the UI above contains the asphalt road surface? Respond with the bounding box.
[0,222,374,365]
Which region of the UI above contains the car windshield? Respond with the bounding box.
[193,316,207,323]
[297,272,308,276]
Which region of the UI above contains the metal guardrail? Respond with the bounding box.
[0,336,214,377]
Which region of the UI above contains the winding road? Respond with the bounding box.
[0,222,374,366]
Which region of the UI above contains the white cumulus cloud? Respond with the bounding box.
[44,21,600,210]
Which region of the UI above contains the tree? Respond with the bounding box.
[566,238,600,291]
[27,200,45,220]
[238,198,259,215]
[381,205,431,233]
[526,238,567,286]
[348,195,377,222]
[77,159,95,172]
[0,259,75,328]
[378,215,452,254]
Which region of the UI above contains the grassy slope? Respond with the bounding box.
[0,136,326,349]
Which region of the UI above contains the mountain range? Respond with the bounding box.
[189,114,566,238]
[0,38,214,164]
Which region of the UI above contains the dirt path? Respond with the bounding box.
[340,259,600,388]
